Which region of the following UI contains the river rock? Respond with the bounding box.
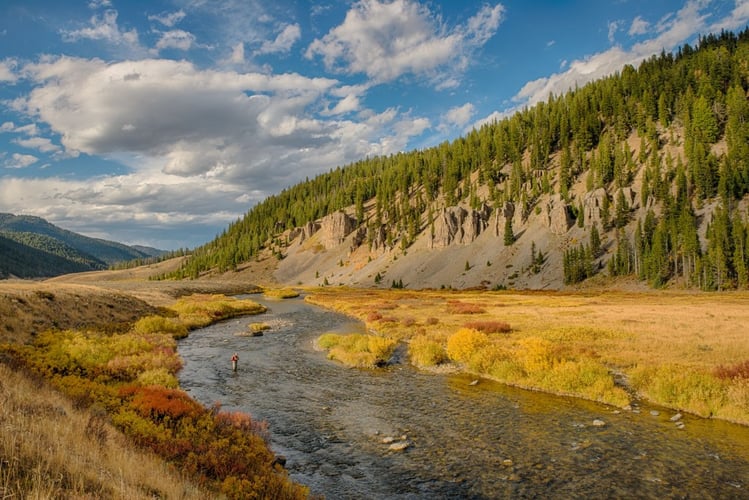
[469,379,479,386]
[388,441,410,452]
[650,410,660,416]
[272,455,287,468]
[592,419,606,427]
[381,436,396,444]
[670,413,683,422]
[502,459,514,467]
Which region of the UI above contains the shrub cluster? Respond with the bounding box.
[446,300,486,315]
[317,332,397,368]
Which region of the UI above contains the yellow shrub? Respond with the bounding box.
[263,288,300,299]
[137,368,179,388]
[631,365,727,417]
[446,328,489,364]
[409,335,447,367]
[515,337,556,374]
[316,333,397,368]
[133,315,188,339]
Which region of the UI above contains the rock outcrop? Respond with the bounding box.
[430,205,492,248]
[319,212,357,249]
[583,188,608,228]
[544,195,574,235]
[299,221,320,243]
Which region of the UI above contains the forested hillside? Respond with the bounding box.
[168,28,749,290]
[0,213,164,279]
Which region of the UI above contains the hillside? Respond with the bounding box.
[0,213,164,279]
[167,29,749,291]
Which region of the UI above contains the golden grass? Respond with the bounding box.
[0,363,207,499]
[170,293,266,329]
[316,332,397,368]
[307,288,749,422]
[263,287,301,299]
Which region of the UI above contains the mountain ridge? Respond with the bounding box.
[0,213,165,279]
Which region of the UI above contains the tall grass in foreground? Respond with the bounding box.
[0,364,208,499]
[3,293,307,499]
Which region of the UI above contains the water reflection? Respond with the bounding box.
[178,296,749,499]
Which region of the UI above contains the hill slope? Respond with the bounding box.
[0,213,164,279]
[167,28,749,291]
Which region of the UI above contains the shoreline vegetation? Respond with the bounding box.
[306,288,749,425]
[0,285,309,500]
[3,272,749,498]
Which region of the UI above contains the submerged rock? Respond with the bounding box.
[388,441,410,452]
[670,413,683,422]
[592,419,606,427]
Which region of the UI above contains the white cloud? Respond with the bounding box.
[629,15,650,36]
[257,24,301,55]
[4,153,38,169]
[153,30,197,52]
[306,0,504,86]
[62,9,140,48]
[230,42,245,64]
[148,10,187,28]
[608,20,622,43]
[0,121,15,132]
[13,136,61,154]
[0,58,17,82]
[88,0,112,9]
[708,0,749,32]
[444,103,475,128]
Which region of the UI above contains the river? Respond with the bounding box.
[178,295,749,499]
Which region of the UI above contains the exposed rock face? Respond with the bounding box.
[431,205,492,248]
[544,195,574,235]
[583,188,607,228]
[368,225,388,251]
[299,221,320,243]
[319,212,357,249]
[493,202,515,237]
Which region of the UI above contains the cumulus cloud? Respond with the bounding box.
[444,103,475,128]
[257,24,301,55]
[306,0,504,86]
[608,20,622,43]
[61,9,140,48]
[4,153,38,169]
[153,29,197,52]
[13,136,61,153]
[8,55,430,233]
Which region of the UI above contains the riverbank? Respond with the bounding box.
[0,267,308,499]
[306,288,749,425]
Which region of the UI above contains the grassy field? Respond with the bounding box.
[307,288,749,424]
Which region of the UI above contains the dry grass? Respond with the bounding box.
[307,288,749,422]
[316,332,397,368]
[0,363,207,499]
[263,287,301,299]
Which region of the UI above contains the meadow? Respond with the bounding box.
[307,288,749,424]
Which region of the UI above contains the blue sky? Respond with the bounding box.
[0,0,747,249]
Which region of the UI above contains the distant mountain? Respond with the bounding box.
[0,213,165,279]
[164,29,749,291]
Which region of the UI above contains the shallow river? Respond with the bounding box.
[178,296,749,499]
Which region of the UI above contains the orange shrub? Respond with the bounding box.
[714,360,749,380]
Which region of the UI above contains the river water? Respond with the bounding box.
[178,296,749,499]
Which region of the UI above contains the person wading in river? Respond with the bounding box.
[231,352,239,372]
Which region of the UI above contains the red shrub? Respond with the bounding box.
[463,320,512,334]
[425,317,439,325]
[126,386,203,420]
[367,312,383,322]
[714,360,749,380]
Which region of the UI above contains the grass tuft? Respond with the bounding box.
[317,333,397,368]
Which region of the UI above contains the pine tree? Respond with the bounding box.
[504,217,515,246]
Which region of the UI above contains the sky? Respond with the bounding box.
[0,0,748,250]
